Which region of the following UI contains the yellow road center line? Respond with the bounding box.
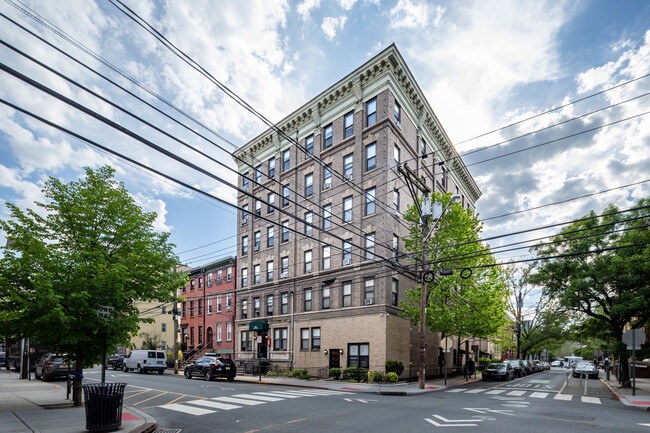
[558,377,568,394]
[133,391,168,406]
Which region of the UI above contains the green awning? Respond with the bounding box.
[249,321,269,331]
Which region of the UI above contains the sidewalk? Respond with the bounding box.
[600,370,650,411]
[0,369,155,433]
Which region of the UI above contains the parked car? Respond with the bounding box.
[550,360,562,367]
[34,353,70,381]
[123,350,167,374]
[505,360,526,377]
[573,361,599,379]
[482,362,514,381]
[542,361,551,370]
[184,356,236,382]
[107,354,125,370]
[523,360,535,375]
[533,360,543,372]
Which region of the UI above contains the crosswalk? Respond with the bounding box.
[159,389,351,416]
[446,388,601,404]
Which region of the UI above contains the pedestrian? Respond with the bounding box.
[467,358,475,375]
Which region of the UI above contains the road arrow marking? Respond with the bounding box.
[638,423,650,427]
[424,415,483,427]
[344,398,377,404]
[464,408,516,417]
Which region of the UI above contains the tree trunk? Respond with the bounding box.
[619,356,631,388]
[73,352,84,407]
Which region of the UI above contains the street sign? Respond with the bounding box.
[622,329,645,350]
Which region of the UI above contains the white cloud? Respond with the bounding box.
[297,0,321,21]
[389,0,436,29]
[338,0,357,10]
[321,16,347,41]
[133,193,171,233]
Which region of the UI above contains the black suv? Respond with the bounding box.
[505,359,526,377]
[184,356,236,381]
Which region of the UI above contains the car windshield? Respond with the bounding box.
[488,363,505,369]
[576,362,592,368]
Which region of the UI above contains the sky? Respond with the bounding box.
[0,0,649,270]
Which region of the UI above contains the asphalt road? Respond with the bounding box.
[81,366,650,432]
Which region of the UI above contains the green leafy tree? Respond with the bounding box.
[401,193,509,357]
[140,332,163,350]
[0,166,186,405]
[527,198,650,387]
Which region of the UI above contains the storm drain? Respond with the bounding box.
[154,430,182,433]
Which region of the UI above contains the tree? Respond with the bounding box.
[401,193,509,359]
[527,198,650,387]
[0,166,186,405]
[140,332,163,350]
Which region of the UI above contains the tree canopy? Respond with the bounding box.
[0,166,186,404]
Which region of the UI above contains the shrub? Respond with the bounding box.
[298,373,310,380]
[266,371,278,377]
[386,372,398,383]
[478,357,492,367]
[342,367,368,382]
[329,368,341,379]
[385,360,404,376]
[367,370,384,383]
[491,358,502,364]
[289,369,302,378]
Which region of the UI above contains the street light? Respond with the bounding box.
[417,194,461,389]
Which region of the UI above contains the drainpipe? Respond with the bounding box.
[289,289,295,369]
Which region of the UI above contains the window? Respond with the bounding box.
[324,124,333,149]
[343,240,352,264]
[255,200,261,218]
[306,135,314,155]
[348,343,369,368]
[366,143,376,171]
[282,220,289,242]
[242,204,249,224]
[162,323,166,332]
[301,328,309,350]
[254,264,260,284]
[393,189,400,215]
[241,299,248,319]
[343,196,353,222]
[242,172,250,191]
[241,331,252,351]
[274,328,287,351]
[190,300,194,316]
[304,250,312,273]
[216,294,222,313]
[344,111,354,138]
[365,233,375,260]
[217,324,222,342]
[311,328,321,350]
[392,278,399,306]
[393,234,399,258]
[283,149,290,171]
[207,295,212,314]
[268,157,275,177]
[322,287,330,309]
[267,295,274,315]
[364,279,374,302]
[162,305,167,314]
[323,204,332,229]
[367,98,376,126]
[343,154,353,178]
[305,173,313,197]
[322,245,330,269]
[253,297,260,318]
[226,293,232,311]
[441,166,447,189]
[182,301,186,317]
[190,327,194,345]
[198,276,203,289]
[226,323,231,341]
[241,268,248,287]
[207,273,212,287]
[266,261,273,282]
[255,164,262,184]
[282,185,290,207]
[254,231,261,251]
[394,144,400,168]
[198,298,203,315]
[217,270,222,284]
[304,289,312,312]
[281,256,289,276]
[242,236,248,255]
[267,226,274,247]
[365,187,376,216]
[281,292,288,314]
[421,139,427,158]
[394,102,401,127]
[305,212,313,235]
[227,267,232,282]
[190,280,195,291]
[342,282,352,307]
[267,192,275,214]
[323,163,332,189]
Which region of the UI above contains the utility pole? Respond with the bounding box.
[516,292,522,359]
[173,265,179,375]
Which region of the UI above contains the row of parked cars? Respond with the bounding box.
[482,359,550,381]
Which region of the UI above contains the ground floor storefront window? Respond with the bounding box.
[348,343,369,368]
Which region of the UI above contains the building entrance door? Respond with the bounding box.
[329,349,340,369]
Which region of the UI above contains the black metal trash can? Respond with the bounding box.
[82,383,126,432]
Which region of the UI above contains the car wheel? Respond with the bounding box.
[137,365,143,374]
[205,370,213,381]
[123,364,129,373]
[158,369,164,375]
[227,376,235,382]
[184,369,192,379]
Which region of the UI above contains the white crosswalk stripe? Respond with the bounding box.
[446,388,465,393]
[529,392,549,399]
[485,390,505,395]
[505,391,526,396]
[185,400,241,410]
[553,394,572,401]
[581,396,601,404]
[160,404,214,416]
[465,389,485,394]
[232,393,284,402]
[445,388,601,405]
[214,396,265,406]
[253,392,302,399]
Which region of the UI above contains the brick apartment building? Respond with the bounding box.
[180,256,236,359]
[233,44,492,378]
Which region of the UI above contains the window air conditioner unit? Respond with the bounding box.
[217,278,222,284]
[365,298,375,305]
[323,182,331,189]
[254,246,260,251]
[280,272,288,279]
[241,218,248,224]
[343,259,352,265]
[344,174,353,180]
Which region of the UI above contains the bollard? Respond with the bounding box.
[606,366,610,381]
[584,373,588,395]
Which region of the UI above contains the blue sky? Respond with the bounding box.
[0,0,649,268]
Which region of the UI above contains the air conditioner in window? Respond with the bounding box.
[280,272,288,279]
[217,278,222,284]
[364,298,375,305]
[254,246,260,252]
[241,217,248,224]
[344,174,353,180]
[323,181,331,189]
[343,259,352,265]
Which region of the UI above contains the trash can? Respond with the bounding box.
[82,383,126,432]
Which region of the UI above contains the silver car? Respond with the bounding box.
[35,353,71,381]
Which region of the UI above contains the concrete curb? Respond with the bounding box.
[126,406,157,433]
[600,379,650,411]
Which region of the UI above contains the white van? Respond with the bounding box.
[123,350,167,374]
